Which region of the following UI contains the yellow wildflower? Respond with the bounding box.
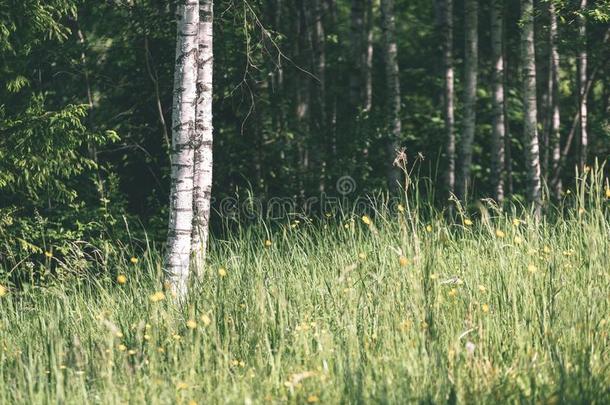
[0,284,7,298]
[430,273,439,280]
[186,320,197,330]
[264,239,272,247]
[527,264,538,274]
[44,251,53,258]
[128,349,136,355]
[448,288,458,297]
[188,401,198,405]
[543,246,551,254]
[149,291,165,303]
[397,204,405,213]
[495,229,506,238]
[201,314,212,326]
[130,257,138,264]
[578,207,585,215]
[172,334,181,341]
[118,344,127,352]
[512,218,521,227]
[218,267,227,277]
[605,187,610,199]
[176,382,189,390]
[307,395,319,403]
[464,219,473,226]
[117,274,127,285]
[358,252,367,260]
[514,236,523,245]
[478,285,486,292]
[143,334,151,341]
[481,304,490,313]
[398,256,409,267]
[361,215,372,225]
[426,224,433,232]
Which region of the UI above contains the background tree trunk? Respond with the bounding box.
[349,0,365,112]
[191,0,214,274]
[381,0,401,189]
[167,0,199,297]
[457,0,478,200]
[578,0,588,167]
[521,0,542,216]
[490,0,505,203]
[548,0,562,198]
[441,0,455,198]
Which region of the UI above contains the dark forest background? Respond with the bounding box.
[1,0,609,252]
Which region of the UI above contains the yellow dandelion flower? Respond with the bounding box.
[361,215,372,225]
[117,274,127,285]
[186,320,197,330]
[397,204,405,213]
[543,246,551,254]
[527,264,537,273]
[430,273,439,280]
[188,401,198,405]
[481,304,490,313]
[512,218,521,227]
[358,252,367,260]
[128,349,136,355]
[478,285,486,292]
[0,284,7,298]
[426,224,433,232]
[514,236,523,245]
[448,288,458,297]
[44,251,53,258]
[149,291,165,303]
[264,239,272,247]
[218,267,227,277]
[464,219,473,226]
[605,187,610,199]
[307,395,319,403]
[399,256,409,267]
[201,314,212,326]
[495,229,505,238]
[118,344,127,352]
[130,257,138,264]
[172,334,181,341]
[176,382,189,390]
[157,347,165,353]
[115,331,124,338]
[143,334,151,341]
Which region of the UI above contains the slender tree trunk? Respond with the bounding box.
[381,0,401,188]
[578,0,588,167]
[363,0,373,112]
[457,0,478,200]
[521,0,542,216]
[490,0,505,203]
[312,0,327,191]
[191,0,214,274]
[548,1,562,198]
[441,0,455,197]
[167,0,199,297]
[349,0,365,112]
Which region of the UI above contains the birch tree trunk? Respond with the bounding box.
[490,0,505,203]
[521,0,542,216]
[381,0,401,188]
[548,1,562,198]
[349,0,365,112]
[456,0,478,200]
[578,0,588,167]
[441,0,455,196]
[191,0,214,274]
[363,0,373,112]
[167,0,199,297]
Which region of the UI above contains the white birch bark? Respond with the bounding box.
[442,0,455,196]
[521,0,542,216]
[491,0,505,203]
[381,0,401,188]
[192,0,214,274]
[457,0,478,200]
[578,0,588,167]
[548,1,562,198]
[167,0,199,297]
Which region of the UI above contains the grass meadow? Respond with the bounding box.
[1,169,609,404]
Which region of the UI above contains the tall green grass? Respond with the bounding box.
[0,168,609,404]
